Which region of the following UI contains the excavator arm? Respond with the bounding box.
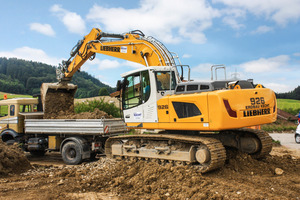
[57,28,176,82]
[41,28,178,113]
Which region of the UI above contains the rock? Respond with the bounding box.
[275,168,284,175]
[57,179,64,185]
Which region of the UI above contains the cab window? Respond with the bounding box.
[123,70,151,110]
[20,104,32,112]
[10,105,15,116]
[155,71,176,91]
[142,71,150,103]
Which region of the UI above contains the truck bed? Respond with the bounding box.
[24,118,127,135]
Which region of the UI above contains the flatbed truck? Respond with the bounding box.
[0,97,127,165]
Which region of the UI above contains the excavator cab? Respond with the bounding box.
[119,66,178,124]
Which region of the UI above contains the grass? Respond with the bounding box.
[75,98,121,118]
[277,99,300,115]
[261,118,297,132]
[0,92,32,100]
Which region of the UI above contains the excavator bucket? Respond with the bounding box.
[40,83,78,118]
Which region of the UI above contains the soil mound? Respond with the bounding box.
[30,150,298,199]
[45,108,112,119]
[0,141,31,176]
[3,148,299,199]
[43,90,112,119]
[43,90,75,119]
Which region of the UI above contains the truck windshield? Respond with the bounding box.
[0,105,8,117]
[155,71,177,91]
[20,104,32,112]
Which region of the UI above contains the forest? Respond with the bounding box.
[0,57,115,98]
[276,85,300,100]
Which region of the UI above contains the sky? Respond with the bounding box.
[0,0,300,93]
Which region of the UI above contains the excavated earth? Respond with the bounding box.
[1,93,298,199]
[0,142,299,200]
[43,91,112,119]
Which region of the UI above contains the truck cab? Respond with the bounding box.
[0,98,38,142]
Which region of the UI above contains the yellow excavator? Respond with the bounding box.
[42,28,277,172]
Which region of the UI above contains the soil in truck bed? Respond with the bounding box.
[43,91,112,119]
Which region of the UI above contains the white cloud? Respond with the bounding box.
[0,46,61,66]
[251,25,273,34]
[50,4,86,35]
[263,82,293,93]
[86,0,220,44]
[293,52,300,57]
[238,55,290,73]
[192,63,214,73]
[86,58,144,70]
[222,16,245,30]
[182,54,192,58]
[213,0,300,26]
[29,23,55,37]
[124,61,144,69]
[220,8,246,29]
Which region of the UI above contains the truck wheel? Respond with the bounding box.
[5,139,16,145]
[30,150,46,157]
[61,141,82,165]
[295,134,300,144]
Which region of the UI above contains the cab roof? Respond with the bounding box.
[0,98,38,106]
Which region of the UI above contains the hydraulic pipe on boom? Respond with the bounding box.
[41,28,179,109]
[57,28,176,82]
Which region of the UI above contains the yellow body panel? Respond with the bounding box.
[48,136,62,150]
[127,88,277,131]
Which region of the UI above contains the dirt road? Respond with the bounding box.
[270,133,300,150]
[1,144,299,200]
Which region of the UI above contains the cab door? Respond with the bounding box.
[122,69,158,123]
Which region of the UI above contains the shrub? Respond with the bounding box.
[75,98,121,118]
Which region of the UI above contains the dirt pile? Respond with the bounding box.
[5,149,298,200]
[45,108,112,119]
[43,90,75,119]
[43,90,112,119]
[0,141,31,176]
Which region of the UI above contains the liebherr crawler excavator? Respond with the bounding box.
[42,28,277,172]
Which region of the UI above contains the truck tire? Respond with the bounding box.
[295,134,300,144]
[61,141,82,165]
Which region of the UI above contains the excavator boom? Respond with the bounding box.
[41,28,179,109]
[57,28,176,81]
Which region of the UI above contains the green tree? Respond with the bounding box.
[99,87,109,96]
[0,57,115,98]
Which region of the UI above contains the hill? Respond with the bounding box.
[0,57,115,98]
[276,85,300,100]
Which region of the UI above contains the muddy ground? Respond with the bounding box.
[0,144,299,200]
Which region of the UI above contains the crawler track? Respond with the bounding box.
[220,128,273,158]
[105,134,226,173]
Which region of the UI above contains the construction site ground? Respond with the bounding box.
[0,134,299,200]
